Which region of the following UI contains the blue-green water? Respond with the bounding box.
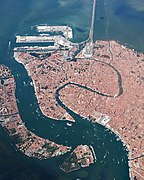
[0,0,144,179]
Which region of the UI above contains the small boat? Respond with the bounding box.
[8,41,11,50]
[30,82,33,86]
[16,99,20,103]
[66,122,72,126]
[40,33,50,37]
[103,153,107,159]
[106,150,110,154]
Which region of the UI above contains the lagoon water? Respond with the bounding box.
[0,0,144,179]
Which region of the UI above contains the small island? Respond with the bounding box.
[60,145,96,173]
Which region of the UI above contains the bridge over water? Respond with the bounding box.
[79,0,96,58]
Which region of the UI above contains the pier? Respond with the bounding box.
[36,25,73,39]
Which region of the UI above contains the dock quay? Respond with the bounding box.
[36,25,73,39]
[14,45,59,53]
[16,35,74,49]
[16,35,55,43]
[90,145,97,162]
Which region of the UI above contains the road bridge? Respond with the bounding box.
[81,0,96,58]
[89,0,96,44]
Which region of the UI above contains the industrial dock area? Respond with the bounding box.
[14,23,94,59]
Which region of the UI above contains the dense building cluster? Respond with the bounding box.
[0,65,71,159]
[14,39,144,179]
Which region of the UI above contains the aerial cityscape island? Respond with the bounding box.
[0,0,144,179]
[0,65,71,159]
